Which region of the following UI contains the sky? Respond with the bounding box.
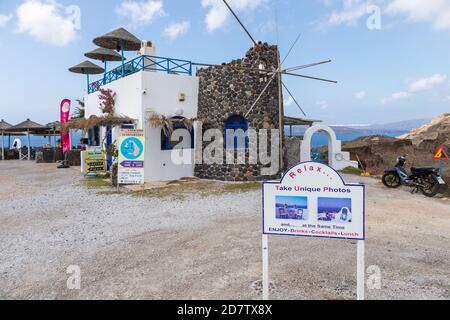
[276,196,308,208]
[318,197,352,211]
[0,0,449,126]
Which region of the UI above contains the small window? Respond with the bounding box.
[161,117,194,151]
[224,115,249,149]
[121,123,135,130]
[88,126,100,147]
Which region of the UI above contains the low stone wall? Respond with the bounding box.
[66,150,81,166]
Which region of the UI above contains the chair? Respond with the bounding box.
[295,209,304,220]
[278,208,288,219]
[19,149,28,161]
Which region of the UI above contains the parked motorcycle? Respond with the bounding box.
[382,155,445,197]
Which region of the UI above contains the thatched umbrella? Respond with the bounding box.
[42,121,61,148]
[85,48,125,83]
[9,119,47,160]
[62,115,135,132]
[69,60,105,93]
[93,28,141,77]
[0,119,12,160]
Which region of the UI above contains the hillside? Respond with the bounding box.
[356,118,432,131]
[342,114,450,183]
[398,113,450,147]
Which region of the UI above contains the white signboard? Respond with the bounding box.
[263,162,365,240]
[118,129,145,185]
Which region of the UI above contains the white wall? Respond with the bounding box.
[83,70,200,183]
[300,124,359,170]
[141,72,199,182]
[141,72,199,119]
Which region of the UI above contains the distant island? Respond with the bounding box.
[287,117,432,137]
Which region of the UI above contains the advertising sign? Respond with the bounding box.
[118,129,145,185]
[60,99,71,155]
[85,150,106,176]
[263,162,365,240]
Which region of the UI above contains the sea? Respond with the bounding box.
[290,131,408,148]
[1,130,408,149]
[1,132,82,148]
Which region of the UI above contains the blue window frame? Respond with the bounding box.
[225,115,249,149]
[161,117,194,151]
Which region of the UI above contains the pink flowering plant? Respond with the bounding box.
[99,88,116,115]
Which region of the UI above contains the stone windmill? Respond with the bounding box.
[194,0,337,171]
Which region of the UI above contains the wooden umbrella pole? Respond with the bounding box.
[104,60,107,83]
[121,41,125,77]
[54,130,57,163]
[1,131,4,161]
[27,130,31,161]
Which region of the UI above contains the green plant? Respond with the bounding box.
[71,99,85,120]
[340,167,362,175]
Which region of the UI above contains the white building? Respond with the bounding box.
[84,42,200,182]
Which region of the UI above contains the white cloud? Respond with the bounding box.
[116,0,166,26]
[408,74,446,93]
[325,0,371,27]
[284,96,294,107]
[0,14,12,27]
[354,91,366,99]
[316,100,328,109]
[386,0,450,31]
[381,91,411,104]
[201,0,265,32]
[16,0,78,46]
[381,73,447,104]
[163,21,190,40]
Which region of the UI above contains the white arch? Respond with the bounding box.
[299,124,358,170]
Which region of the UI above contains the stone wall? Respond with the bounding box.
[285,137,302,170]
[194,43,283,181]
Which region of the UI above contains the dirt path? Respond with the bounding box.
[0,161,449,300]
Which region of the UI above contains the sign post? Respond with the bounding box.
[262,234,269,301]
[118,129,145,186]
[433,146,449,176]
[357,240,365,300]
[85,150,106,176]
[262,162,366,300]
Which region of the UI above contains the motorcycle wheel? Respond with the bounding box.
[382,173,401,188]
[419,175,440,198]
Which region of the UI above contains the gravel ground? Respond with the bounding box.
[0,161,449,300]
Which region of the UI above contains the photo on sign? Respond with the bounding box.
[275,196,309,221]
[317,197,352,223]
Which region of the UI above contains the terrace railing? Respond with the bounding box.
[88,55,193,94]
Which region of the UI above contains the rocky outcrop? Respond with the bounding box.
[398,113,450,147]
[342,115,450,183]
